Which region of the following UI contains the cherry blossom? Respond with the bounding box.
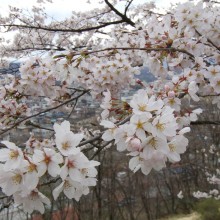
[54,120,83,156]
[0,141,24,171]
[53,177,88,201]
[177,191,184,199]
[14,190,51,214]
[0,167,24,196]
[0,0,219,214]
[33,147,63,177]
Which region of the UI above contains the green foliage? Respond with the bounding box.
[195,198,220,220]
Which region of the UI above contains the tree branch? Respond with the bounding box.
[104,0,135,26]
[0,201,12,212]
[25,121,54,131]
[124,0,134,15]
[0,90,90,136]
[78,47,195,59]
[1,20,125,33]
[195,29,220,52]
[191,121,220,125]
[90,140,114,159]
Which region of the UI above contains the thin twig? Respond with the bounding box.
[125,0,134,15]
[104,0,135,26]
[191,121,220,125]
[1,20,125,33]
[195,29,220,52]
[90,140,114,159]
[0,90,89,136]
[77,47,195,59]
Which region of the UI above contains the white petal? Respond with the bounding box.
[1,141,17,150]
[53,182,64,200]
[102,130,114,141]
[60,165,68,180]
[167,152,181,162]
[44,148,55,157]
[70,133,84,147]
[179,127,191,135]
[100,120,115,128]
[35,200,45,214]
[129,157,140,172]
[51,153,63,164]
[37,163,47,177]
[24,172,39,190]
[39,191,51,206]
[83,177,97,186]
[69,169,83,182]
[33,149,44,163]
[141,164,152,175]
[61,120,71,132]
[48,162,60,177]
[0,149,9,161]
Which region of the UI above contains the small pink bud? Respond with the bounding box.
[168,91,175,98]
[130,138,142,151]
[164,85,170,92]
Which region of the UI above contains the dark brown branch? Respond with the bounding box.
[40,177,60,187]
[90,140,114,159]
[210,0,220,3]
[0,90,89,136]
[25,121,54,131]
[1,20,125,33]
[199,93,220,97]
[0,195,8,200]
[8,47,66,52]
[79,133,103,147]
[191,121,220,125]
[195,29,220,52]
[0,201,12,212]
[104,0,135,27]
[124,0,134,15]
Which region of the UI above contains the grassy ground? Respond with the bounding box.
[160,212,200,220]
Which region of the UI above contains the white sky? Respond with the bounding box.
[0,0,188,19]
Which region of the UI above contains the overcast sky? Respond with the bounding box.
[0,0,188,19]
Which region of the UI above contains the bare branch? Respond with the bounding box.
[124,0,134,15]
[191,121,220,125]
[104,0,135,26]
[25,121,54,131]
[90,140,114,159]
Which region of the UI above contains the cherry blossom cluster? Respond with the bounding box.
[105,1,220,106]
[75,53,140,96]
[193,147,220,200]
[0,86,30,128]
[18,57,62,98]
[16,51,140,98]
[0,0,219,214]
[0,99,29,128]
[100,89,203,175]
[0,120,100,214]
[193,190,220,200]
[2,0,219,103]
